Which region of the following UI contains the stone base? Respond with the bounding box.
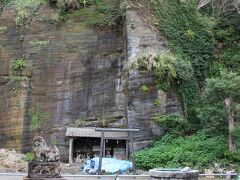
[149,168,199,180]
[27,161,62,179]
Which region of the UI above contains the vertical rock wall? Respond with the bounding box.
[125,10,182,150]
[0,9,32,151]
[0,6,126,152]
[0,5,182,153]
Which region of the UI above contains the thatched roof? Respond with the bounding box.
[65,127,128,139]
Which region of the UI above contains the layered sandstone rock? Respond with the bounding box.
[0,3,181,155]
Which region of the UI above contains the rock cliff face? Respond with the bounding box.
[0,4,181,155]
[125,10,182,150]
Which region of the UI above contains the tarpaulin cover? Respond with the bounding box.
[83,158,133,174]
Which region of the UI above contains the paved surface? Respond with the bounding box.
[0,173,150,180]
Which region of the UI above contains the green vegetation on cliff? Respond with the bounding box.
[0,0,125,28]
[0,0,45,26]
[153,0,214,126]
[153,0,214,83]
[0,0,12,12]
[29,104,51,136]
[135,0,240,172]
[153,113,190,136]
[67,0,125,28]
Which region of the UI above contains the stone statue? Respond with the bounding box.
[24,136,65,180]
[33,136,60,162]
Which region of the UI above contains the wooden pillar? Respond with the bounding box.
[126,139,129,159]
[103,139,106,157]
[98,131,104,174]
[69,138,73,164]
[130,131,136,176]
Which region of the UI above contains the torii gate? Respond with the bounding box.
[95,128,139,175]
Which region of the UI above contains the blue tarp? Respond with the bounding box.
[83,158,133,174]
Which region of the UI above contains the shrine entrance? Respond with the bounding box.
[65,127,129,164]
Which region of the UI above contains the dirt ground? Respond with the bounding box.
[0,149,82,174]
[0,149,84,174]
[0,149,27,172]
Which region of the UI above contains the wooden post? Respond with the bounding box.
[130,131,136,176]
[69,138,73,164]
[98,131,104,174]
[103,139,106,157]
[126,139,129,159]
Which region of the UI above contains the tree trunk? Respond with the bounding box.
[224,97,236,151]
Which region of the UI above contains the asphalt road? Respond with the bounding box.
[0,173,150,180]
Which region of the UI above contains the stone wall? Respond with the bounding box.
[0,4,182,154]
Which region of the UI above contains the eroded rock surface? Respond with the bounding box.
[0,4,182,155]
[125,9,182,150]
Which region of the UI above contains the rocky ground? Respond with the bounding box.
[0,149,27,172]
[0,148,79,174]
